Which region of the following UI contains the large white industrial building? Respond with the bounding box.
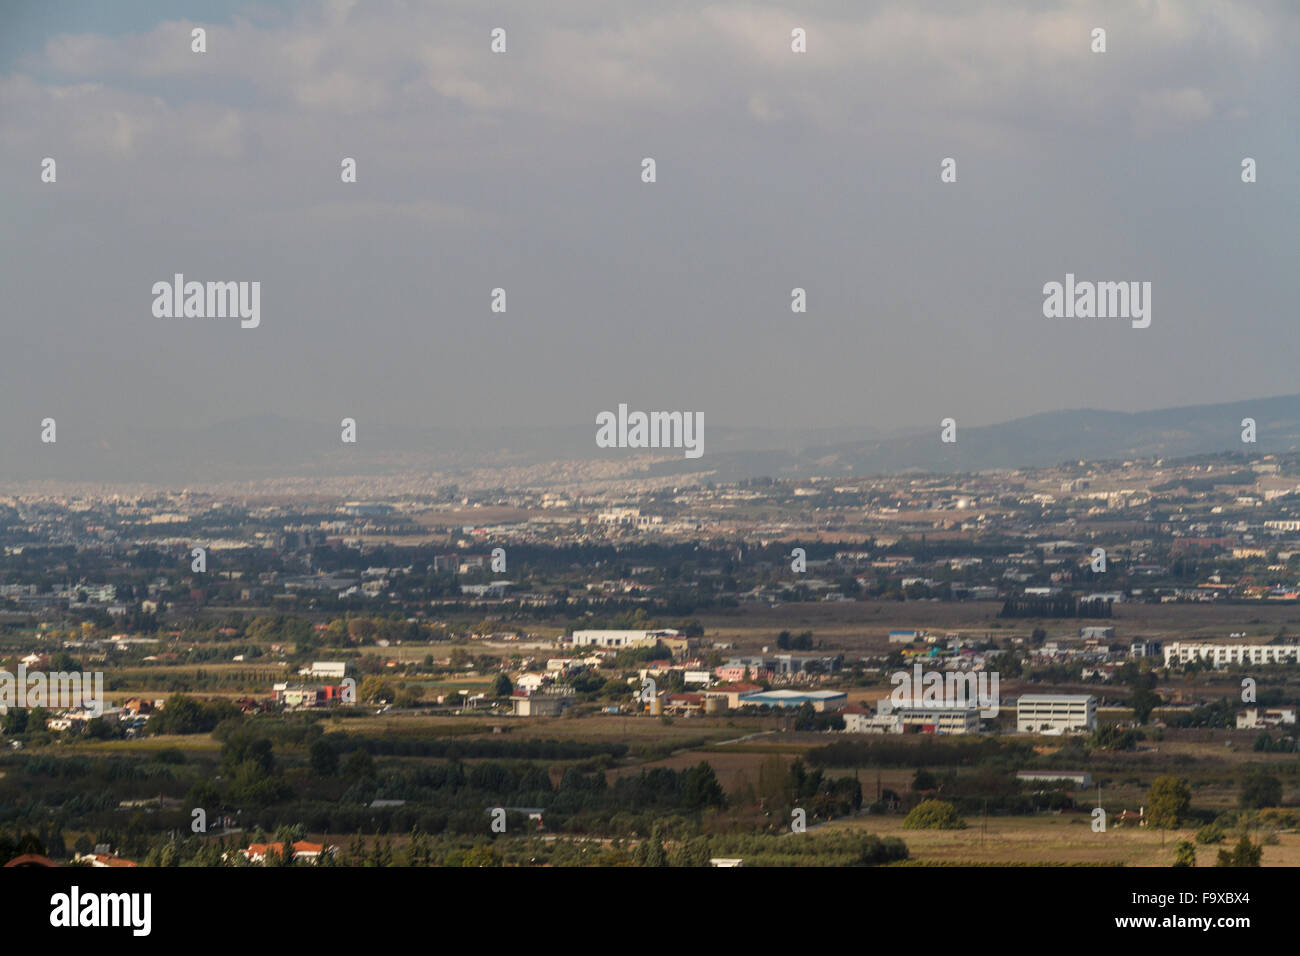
[569,629,679,649]
[1016,694,1097,733]
[878,699,982,734]
[1163,642,1300,669]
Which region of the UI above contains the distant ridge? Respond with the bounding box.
[6,395,1300,487]
[642,393,1300,482]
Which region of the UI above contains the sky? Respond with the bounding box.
[2,0,1298,470]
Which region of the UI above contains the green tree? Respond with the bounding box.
[1239,770,1282,809]
[310,739,339,776]
[903,799,967,830]
[346,832,365,866]
[1173,841,1196,867]
[1090,723,1138,751]
[460,843,502,867]
[1,708,28,735]
[667,835,710,868]
[359,676,394,703]
[1215,834,1263,867]
[635,825,667,867]
[682,761,725,810]
[343,748,375,779]
[912,768,939,792]
[1145,776,1191,828]
[1195,823,1225,845]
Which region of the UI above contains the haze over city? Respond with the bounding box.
[3,0,1298,486]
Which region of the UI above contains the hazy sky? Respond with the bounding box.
[3,0,1298,457]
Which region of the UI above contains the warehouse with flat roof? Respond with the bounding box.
[737,689,847,712]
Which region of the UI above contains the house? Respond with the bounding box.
[665,693,705,715]
[700,683,763,709]
[841,704,903,734]
[239,841,331,864]
[1237,707,1297,729]
[717,655,842,681]
[515,673,549,692]
[75,853,138,867]
[275,684,352,709]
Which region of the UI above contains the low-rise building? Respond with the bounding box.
[841,704,903,734]
[570,629,679,649]
[737,689,847,712]
[879,699,981,734]
[1016,770,1093,789]
[511,690,571,717]
[1237,706,1298,729]
[700,683,763,709]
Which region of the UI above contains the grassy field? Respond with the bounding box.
[819,813,1300,867]
[692,599,1300,652]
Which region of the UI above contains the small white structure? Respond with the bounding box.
[302,661,349,679]
[842,708,903,734]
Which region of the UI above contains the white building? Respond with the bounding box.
[1017,694,1097,733]
[595,508,663,528]
[889,630,922,644]
[1163,642,1300,669]
[570,629,679,649]
[1079,626,1115,641]
[512,694,568,717]
[1237,707,1297,729]
[302,661,350,679]
[515,673,548,692]
[879,699,982,734]
[1016,770,1093,789]
[842,709,903,734]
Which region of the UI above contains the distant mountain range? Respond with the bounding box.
[6,395,1300,488]
[675,393,1300,483]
